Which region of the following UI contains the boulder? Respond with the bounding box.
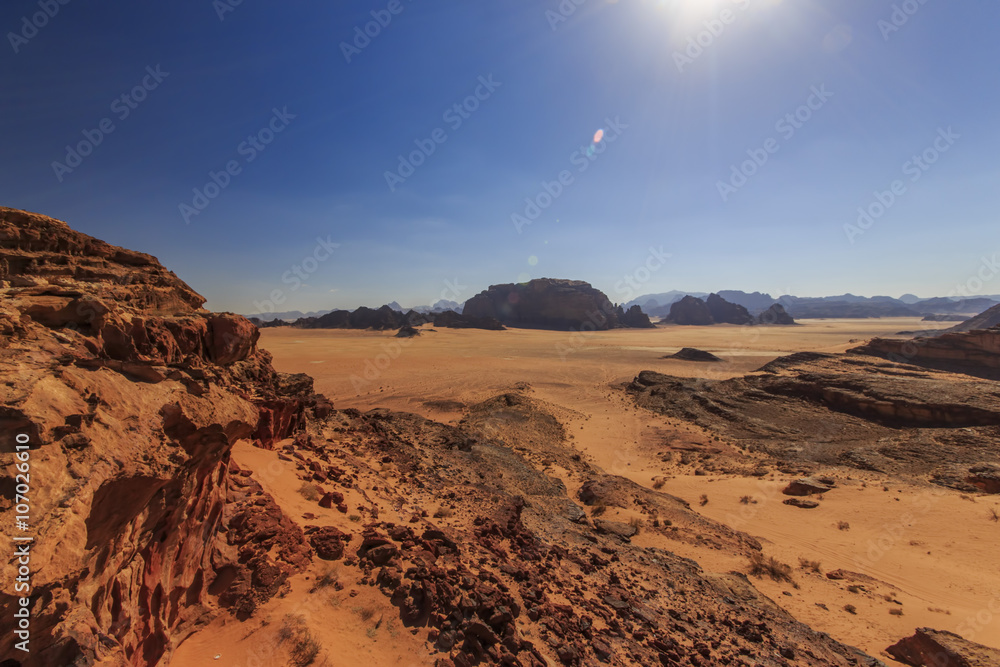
[782,477,834,496]
[887,627,1000,666]
[783,498,820,509]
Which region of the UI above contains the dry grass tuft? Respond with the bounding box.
[798,557,822,574]
[747,552,794,584]
[699,494,709,507]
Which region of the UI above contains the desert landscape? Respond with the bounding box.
[3,207,1000,667]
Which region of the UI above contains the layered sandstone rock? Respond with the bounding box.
[887,627,1000,666]
[0,208,322,665]
[852,327,1000,380]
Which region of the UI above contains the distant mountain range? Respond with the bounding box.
[248,290,1000,322]
[623,291,1000,320]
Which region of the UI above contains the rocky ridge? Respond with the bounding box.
[0,207,328,665]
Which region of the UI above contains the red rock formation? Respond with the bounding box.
[0,208,322,665]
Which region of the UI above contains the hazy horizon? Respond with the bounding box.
[3,1,998,313]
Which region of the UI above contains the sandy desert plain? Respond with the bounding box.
[170,317,1000,665]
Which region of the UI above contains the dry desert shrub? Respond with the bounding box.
[652,478,665,490]
[747,552,794,584]
[298,483,323,502]
[739,495,757,505]
[353,604,378,622]
[889,607,904,616]
[989,507,999,522]
[433,506,454,519]
[699,494,709,506]
[591,503,607,517]
[837,521,851,531]
[798,557,822,574]
[311,567,339,592]
[844,604,857,615]
[628,517,643,534]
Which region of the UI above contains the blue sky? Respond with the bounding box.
[2,0,998,313]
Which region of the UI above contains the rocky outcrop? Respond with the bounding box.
[666,295,714,325]
[461,278,647,330]
[853,327,1000,380]
[783,477,834,496]
[887,627,1000,666]
[941,303,1000,333]
[431,309,506,330]
[629,350,1000,479]
[0,208,319,665]
[667,347,722,362]
[756,303,796,325]
[616,304,655,328]
[707,293,754,324]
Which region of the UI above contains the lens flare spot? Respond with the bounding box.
[593,128,604,143]
[528,255,538,266]
[517,272,531,283]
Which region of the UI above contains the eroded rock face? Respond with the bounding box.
[887,627,1000,666]
[462,278,643,330]
[853,328,1000,380]
[757,303,796,325]
[707,293,754,325]
[0,208,320,665]
[666,295,714,325]
[629,351,1000,479]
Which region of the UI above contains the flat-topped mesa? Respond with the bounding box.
[461,277,653,330]
[0,206,206,316]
